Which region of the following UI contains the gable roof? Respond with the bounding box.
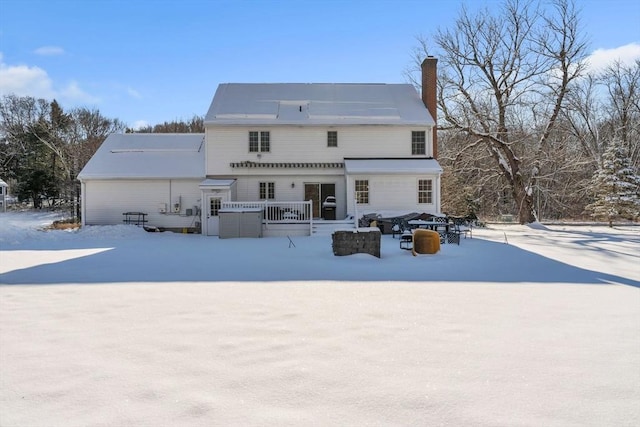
[78,133,205,180]
[204,83,435,126]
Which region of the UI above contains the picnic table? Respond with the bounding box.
[407,219,451,233]
[122,212,148,226]
[406,219,461,245]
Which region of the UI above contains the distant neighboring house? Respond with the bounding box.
[79,58,442,236]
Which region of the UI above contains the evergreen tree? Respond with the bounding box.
[585,139,640,226]
[1,95,124,213]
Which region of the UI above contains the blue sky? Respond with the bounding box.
[1,0,639,129]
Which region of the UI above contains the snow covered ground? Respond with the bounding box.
[1,211,639,426]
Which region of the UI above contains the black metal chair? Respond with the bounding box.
[399,230,413,250]
[452,217,473,239]
[391,218,403,238]
[447,223,462,245]
[391,218,411,238]
[460,222,473,239]
[432,216,449,243]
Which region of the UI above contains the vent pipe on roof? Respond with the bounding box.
[421,56,438,159]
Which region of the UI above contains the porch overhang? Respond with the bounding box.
[344,158,443,175]
[199,178,236,190]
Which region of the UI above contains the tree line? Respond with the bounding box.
[1,0,638,224]
[0,96,126,216]
[0,94,204,218]
[408,0,640,224]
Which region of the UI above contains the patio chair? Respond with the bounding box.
[452,217,473,239]
[391,217,410,238]
[399,230,413,250]
[447,223,462,245]
[391,218,402,238]
[432,216,449,243]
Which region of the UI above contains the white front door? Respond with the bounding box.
[206,195,222,236]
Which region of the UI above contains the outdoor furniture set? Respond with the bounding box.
[393,216,473,251]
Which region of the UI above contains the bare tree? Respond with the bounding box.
[410,0,589,223]
[565,60,640,168]
[128,115,204,133]
[1,95,124,214]
[563,73,607,166]
[0,95,61,208]
[66,108,126,218]
[601,60,640,169]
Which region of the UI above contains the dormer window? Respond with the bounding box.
[411,131,426,155]
[249,131,270,152]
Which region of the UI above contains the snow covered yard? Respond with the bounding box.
[1,212,639,426]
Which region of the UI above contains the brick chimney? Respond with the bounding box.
[421,56,437,159]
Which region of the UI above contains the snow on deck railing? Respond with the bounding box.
[222,200,314,234]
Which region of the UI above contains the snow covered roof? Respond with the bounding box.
[344,158,443,174]
[204,83,435,126]
[78,133,205,180]
[199,179,236,188]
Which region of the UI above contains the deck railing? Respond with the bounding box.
[222,200,314,234]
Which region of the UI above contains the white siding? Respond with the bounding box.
[233,175,347,219]
[346,174,440,218]
[83,179,201,228]
[206,125,433,175]
[203,123,440,219]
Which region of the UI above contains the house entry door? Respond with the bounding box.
[304,184,320,218]
[304,183,335,219]
[206,195,222,236]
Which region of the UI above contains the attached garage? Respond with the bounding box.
[78,133,205,232]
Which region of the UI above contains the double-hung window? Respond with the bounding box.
[327,131,338,147]
[412,131,426,155]
[355,180,369,204]
[418,179,433,204]
[259,182,275,200]
[249,131,270,152]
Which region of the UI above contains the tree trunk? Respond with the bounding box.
[516,188,537,224]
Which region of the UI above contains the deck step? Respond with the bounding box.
[312,220,356,235]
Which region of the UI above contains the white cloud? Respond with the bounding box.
[0,58,55,98]
[131,120,150,130]
[34,46,65,56]
[586,43,640,73]
[0,53,99,104]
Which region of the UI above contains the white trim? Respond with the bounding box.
[344,158,442,174]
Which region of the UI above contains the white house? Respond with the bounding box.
[79,58,442,236]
